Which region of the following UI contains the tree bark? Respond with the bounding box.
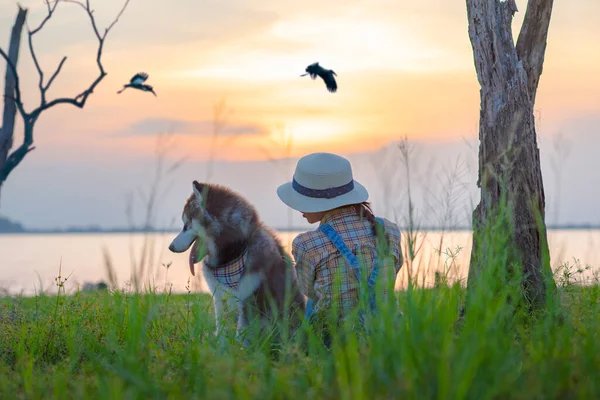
[465,0,555,309]
[0,6,27,203]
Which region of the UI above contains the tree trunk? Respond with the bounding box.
[0,7,27,205]
[465,0,555,309]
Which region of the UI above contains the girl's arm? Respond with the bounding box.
[384,220,404,273]
[292,236,317,299]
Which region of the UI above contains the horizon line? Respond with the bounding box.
[1,224,600,235]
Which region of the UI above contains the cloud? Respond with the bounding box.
[99,0,281,50]
[0,0,282,60]
[111,117,267,137]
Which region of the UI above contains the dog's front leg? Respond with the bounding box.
[213,290,233,346]
[234,273,263,347]
[236,304,251,348]
[213,289,241,347]
[212,293,226,346]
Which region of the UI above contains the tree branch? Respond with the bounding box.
[27,0,131,116]
[29,0,59,35]
[0,0,131,187]
[45,56,67,91]
[466,0,523,122]
[515,0,555,104]
[0,139,36,184]
[27,0,61,106]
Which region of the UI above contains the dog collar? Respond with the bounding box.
[211,249,248,290]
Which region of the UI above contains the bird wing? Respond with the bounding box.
[130,72,149,85]
[321,70,337,93]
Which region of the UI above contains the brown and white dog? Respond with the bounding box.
[168,181,306,345]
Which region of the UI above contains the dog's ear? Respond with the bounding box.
[192,180,206,208]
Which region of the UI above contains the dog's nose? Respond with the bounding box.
[168,243,174,252]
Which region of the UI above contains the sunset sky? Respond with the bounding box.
[0,0,598,229]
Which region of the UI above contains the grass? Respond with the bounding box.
[0,259,598,399]
[1,100,595,398]
[1,131,597,399]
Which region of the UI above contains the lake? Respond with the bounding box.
[1,229,599,296]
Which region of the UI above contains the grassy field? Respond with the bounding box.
[0,263,598,400]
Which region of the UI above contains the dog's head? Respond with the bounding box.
[168,180,259,275]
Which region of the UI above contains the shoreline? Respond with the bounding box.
[1,225,599,235]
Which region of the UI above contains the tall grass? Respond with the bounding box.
[0,217,598,398]
[370,136,474,289]
[101,129,186,294]
[2,114,598,398]
[205,98,237,184]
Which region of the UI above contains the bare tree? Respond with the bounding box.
[465,0,555,311]
[0,0,131,203]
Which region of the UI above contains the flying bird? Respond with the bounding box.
[300,62,337,93]
[117,72,157,96]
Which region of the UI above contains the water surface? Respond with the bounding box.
[1,229,598,296]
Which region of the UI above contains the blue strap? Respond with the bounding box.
[369,217,386,288]
[319,223,363,281]
[305,297,315,319]
[305,217,387,320]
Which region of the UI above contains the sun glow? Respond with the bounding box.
[283,118,355,146]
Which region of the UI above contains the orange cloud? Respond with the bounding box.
[1,0,598,166]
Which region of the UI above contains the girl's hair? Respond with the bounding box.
[351,202,390,248]
[351,202,377,235]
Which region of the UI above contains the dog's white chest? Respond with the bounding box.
[202,262,263,344]
[202,262,262,302]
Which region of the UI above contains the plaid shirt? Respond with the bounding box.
[292,206,403,319]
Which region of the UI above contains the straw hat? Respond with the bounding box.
[277,152,369,213]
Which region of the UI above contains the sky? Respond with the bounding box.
[0,0,598,230]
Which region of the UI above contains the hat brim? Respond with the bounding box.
[277,180,369,213]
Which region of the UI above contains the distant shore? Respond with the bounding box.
[1,224,599,234]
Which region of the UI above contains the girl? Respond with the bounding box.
[277,152,403,327]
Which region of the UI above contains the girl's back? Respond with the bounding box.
[293,205,403,321]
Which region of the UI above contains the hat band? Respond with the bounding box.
[292,178,354,199]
